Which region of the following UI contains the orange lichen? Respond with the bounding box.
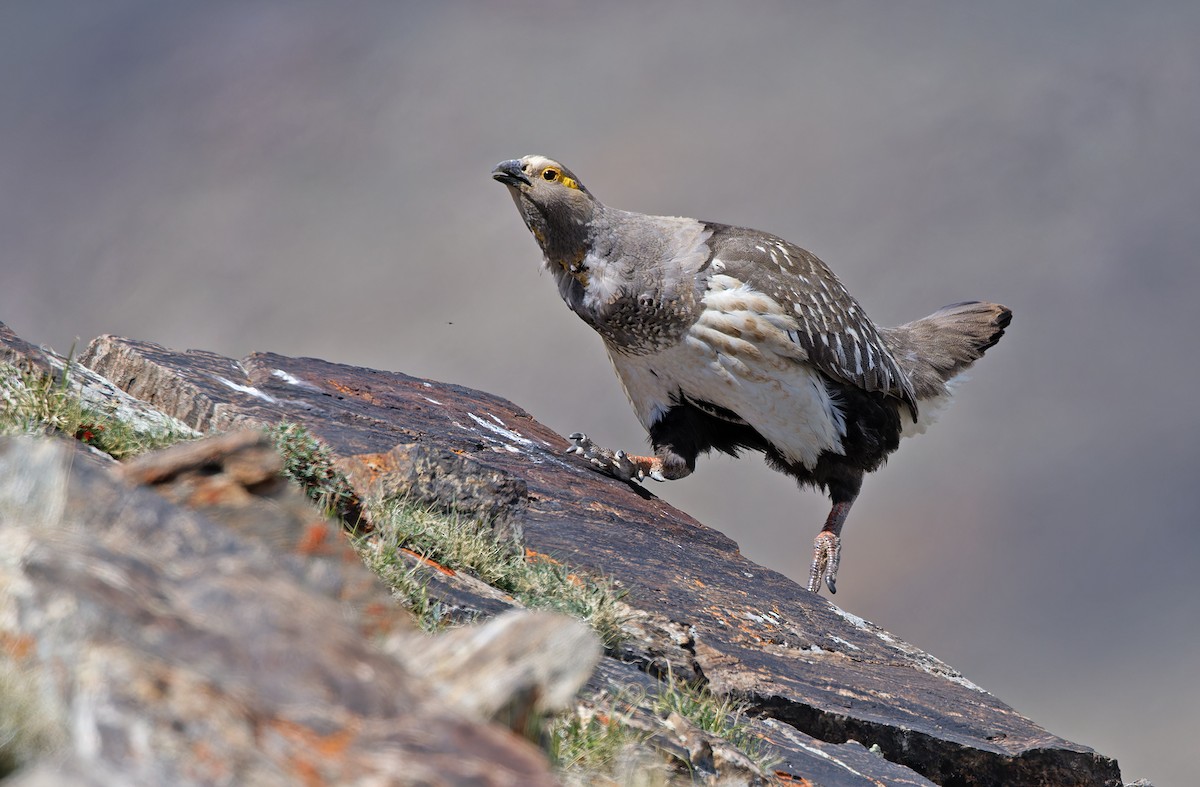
[295,522,339,556]
[525,548,563,566]
[400,547,456,576]
[359,601,406,638]
[773,773,817,786]
[0,632,36,660]
[342,452,395,483]
[266,717,359,787]
[325,380,391,407]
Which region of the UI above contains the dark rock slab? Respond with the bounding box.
[755,717,941,787]
[77,334,1124,786]
[0,436,559,786]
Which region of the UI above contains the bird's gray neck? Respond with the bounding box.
[550,206,714,354]
[513,192,594,276]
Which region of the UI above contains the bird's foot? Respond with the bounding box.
[807,531,841,594]
[566,432,665,482]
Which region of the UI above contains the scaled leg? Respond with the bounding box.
[807,471,863,595]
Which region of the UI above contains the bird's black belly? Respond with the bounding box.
[648,375,902,496]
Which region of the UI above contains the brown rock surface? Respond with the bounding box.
[63,330,1123,786]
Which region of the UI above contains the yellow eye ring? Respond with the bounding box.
[542,168,559,181]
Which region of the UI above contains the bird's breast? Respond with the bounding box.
[563,254,702,355]
[606,309,848,469]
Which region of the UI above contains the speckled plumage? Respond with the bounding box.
[493,155,1011,593]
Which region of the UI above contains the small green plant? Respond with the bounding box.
[358,529,455,633]
[653,673,778,773]
[267,422,362,524]
[546,706,640,778]
[0,361,188,459]
[541,690,672,787]
[369,498,628,648]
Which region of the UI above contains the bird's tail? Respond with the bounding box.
[882,301,1012,400]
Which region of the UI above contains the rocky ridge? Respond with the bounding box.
[0,321,1125,786]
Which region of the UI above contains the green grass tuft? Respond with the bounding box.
[0,361,190,459]
[358,529,457,633]
[546,706,646,783]
[368,497,628,648]
[654,672,779,773]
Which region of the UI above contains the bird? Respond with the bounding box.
[492,155,1011,594]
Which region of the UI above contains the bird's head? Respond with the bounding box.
[492,155,596,264]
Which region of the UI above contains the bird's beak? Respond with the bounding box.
[492,159,531,188]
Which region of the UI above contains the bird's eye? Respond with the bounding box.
[543,169,559,181]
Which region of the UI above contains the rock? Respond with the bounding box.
[68,330,1124,786]
[573,658,766,784]
[665,711,719,775]
[119,428,283,492]
[4,759,126,787]
[120,429,602,732]
[77,335,265,433]
[119,429,418,644]
[0,436,561,786]
[339,442,529,553]
[410,609,601,730]
[584,651,938,786]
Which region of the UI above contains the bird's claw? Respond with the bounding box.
[807,531,841,594]
[566,432,644,482]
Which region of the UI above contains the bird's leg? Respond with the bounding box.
[807,472,862,595]
[566,432,694,483]
[807,502,852,594]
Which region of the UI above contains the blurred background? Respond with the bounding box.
[2,2,1196,783]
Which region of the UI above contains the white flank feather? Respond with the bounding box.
[607,277,848,468]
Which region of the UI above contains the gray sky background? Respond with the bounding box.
[3,3,1197,783]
